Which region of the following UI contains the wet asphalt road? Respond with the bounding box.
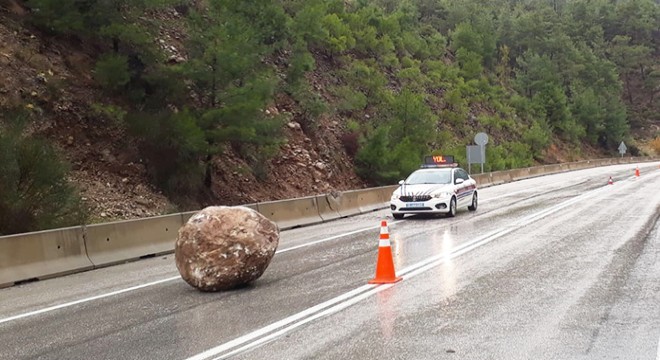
[0,163,659,360]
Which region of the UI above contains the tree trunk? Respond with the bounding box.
[204,153,213,188]
[639,64,646,81]
[210,56,217,108]
[624,74,633,105]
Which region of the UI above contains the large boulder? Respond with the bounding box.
[175,206,279,291]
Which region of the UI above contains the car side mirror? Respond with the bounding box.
[398,180,405,185]
[455,178,465,185]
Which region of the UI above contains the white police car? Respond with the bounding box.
[390,156,478,219]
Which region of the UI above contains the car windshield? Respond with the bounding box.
[405,169,452,185]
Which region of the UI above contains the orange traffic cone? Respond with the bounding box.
[608,176,613,185]
[369,220,402,284]
[635,167,640,177]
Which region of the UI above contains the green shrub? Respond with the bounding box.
[481,142,533,172]
[346,119,361,132]
[523,120,551,158]
[485,145,507,171]
[94,54,130,92]
[505,142,533,168]
[456,48,483,79]
[27,0,84,34]
[333,86,368,113]
[558,118,586,145]
[248,144,279,181]
[381,53,400,69]
[291,84,327,134]
[389,138,424,180]
[90,103,127,127]
[287,46,316,86]
[127,110,207,203]
[355,125,429,185]
[355,127,399,184]
[397,66,427,90]
[401,56,416,68]
[140,65,189,110]
[0,113,87,235]
[320,13,356,56]
[341,61,389,104]
[387,88,435,144]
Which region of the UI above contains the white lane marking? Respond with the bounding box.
[0,221,401,326]
[185,284,376,360]
[188,176,629,360]
[486,188,536,201]
[485,179,590,202]
[211,283,393,360]
[656,334,660,360]
[0,276,179,325]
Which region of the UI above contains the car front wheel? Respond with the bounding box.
[393,213,404,220]
[468,192,478,211]
[447,197,457,217]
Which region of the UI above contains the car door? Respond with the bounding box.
[463,170,477,204]
[455,169,471,206]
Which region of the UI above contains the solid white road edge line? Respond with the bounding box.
[0,221,401,326]
[189,176,636,360]
[0,276,179,325]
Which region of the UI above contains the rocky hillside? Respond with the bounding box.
[0,1,364,223]
[0,0,658,234]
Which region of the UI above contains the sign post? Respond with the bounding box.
[618,141,627,157]
[466,145,483,174]
[474,132,489,173]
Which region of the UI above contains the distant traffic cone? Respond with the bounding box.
[635,167,640,177]
[608,176,614,185]
[369,220,402,284]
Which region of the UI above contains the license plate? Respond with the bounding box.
[407,202,425,208]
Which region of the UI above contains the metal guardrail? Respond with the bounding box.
[0,156,657,288]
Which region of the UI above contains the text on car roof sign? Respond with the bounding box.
[424,155,455,165]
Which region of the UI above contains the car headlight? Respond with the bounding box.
[432,192,452,198]
[391,194,400,201]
